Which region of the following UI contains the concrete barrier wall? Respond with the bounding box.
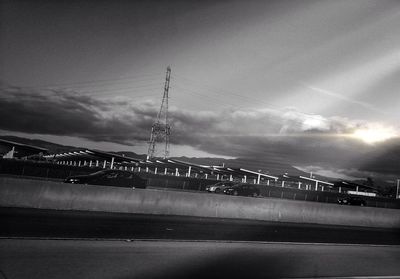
[1,177,399,228]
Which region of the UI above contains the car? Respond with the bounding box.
[223,183,260,197]
[64,169,147,189]
[337,196,366,206]
[206,181,237,193]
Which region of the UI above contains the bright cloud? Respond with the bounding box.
[351,124,398,144]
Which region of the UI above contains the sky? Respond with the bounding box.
[0,0,399,178]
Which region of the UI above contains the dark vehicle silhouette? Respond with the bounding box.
[223,183,260,197]
[337,196,366,206]
[206,181,236,193]
[64,169,147,189]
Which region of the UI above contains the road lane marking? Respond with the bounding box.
[1,237,400,247]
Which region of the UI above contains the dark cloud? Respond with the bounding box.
[1,85,399,176]
[168,107,400,176]
[358,139,400,175]
[0,85,153,145]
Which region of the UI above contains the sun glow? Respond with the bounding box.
[352,126,398,144]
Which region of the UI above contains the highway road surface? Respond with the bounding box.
[2,207,399,244]
[1,207,399,278]
[1,239,399,279]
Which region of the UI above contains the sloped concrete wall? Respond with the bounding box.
[1,177,399,228]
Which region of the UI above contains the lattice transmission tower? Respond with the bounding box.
[146,66,171,160]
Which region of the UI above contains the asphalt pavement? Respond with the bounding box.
[1,207,399,244]
[1,239,399,279]
[1,207,400,278]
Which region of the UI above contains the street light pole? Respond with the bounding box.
[396,179,399,199]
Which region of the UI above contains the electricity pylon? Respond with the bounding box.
[147,66,171,160]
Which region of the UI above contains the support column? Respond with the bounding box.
[89,160,92,167]
[110,157,115,169]
[267,180,270,186]
[244,175,247,183]
[103,160,107,169]
[205,174,208,179]
[298,182,301,189]
[155,167,158,175]
[230,174,233,181]
[339,186,342,193]
[175,168,179,176]
[315,181,318,191]
[281,180,285,187]
[138,167,141,172]
[217,174,220,180]
[96,160,99,167]
[83,160,87,166]
[146,166,149,173]
[257,174,261,184]
[164,168,167,175]
[356,186,359,193]
[78,161,81,167]
[188,166,192,177]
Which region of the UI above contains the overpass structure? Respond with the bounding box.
[43,149,342,192]
[41,149,383,196]
[333,180,378,196]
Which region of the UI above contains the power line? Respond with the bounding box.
[17,73,164,90]
[74,84,164,95]
[15,82,163,96]
[172,80,272,111]
[172,84,237,109]
[172,73,333,123]
[53,78,164,91]
[172,73,278,109]
[95,93,162,100]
